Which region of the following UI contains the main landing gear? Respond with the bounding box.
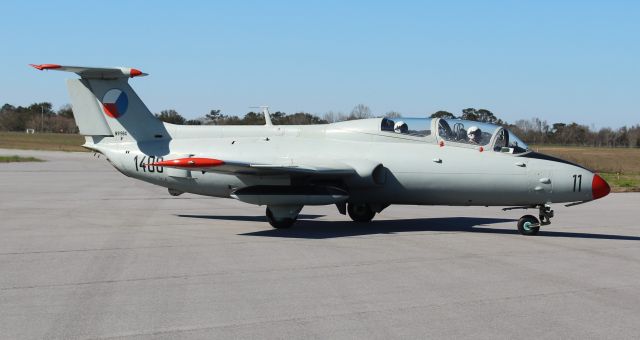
[504,204,554,236]
[265,202,384,229]
[265,205,302,229]
[336,202,381,223]
[347,203,376,223]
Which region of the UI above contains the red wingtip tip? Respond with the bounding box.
[592,174,610,200]
[129,68,143,77]
[30,64,61,71]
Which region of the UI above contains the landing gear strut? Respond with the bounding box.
[537,204,554,226]
[504,204,554,236]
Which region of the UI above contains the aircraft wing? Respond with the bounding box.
[149,157,357,176]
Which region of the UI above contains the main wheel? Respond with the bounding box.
[347,203,375,223]
[517,215,540,236]
[266,207,296,229]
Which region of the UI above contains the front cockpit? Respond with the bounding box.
[436,119,529,153]
[380,117,529,154]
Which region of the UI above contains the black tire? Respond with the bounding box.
[266,207,296,229]
[347,203,375,223]
[517,215,540,236]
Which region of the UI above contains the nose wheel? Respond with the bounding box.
[517,215,540,236]
[505,204,554,236]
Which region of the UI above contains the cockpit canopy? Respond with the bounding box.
[380,117,529,154]
[380,117,432,137]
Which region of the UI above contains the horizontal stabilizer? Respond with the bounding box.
[30,64,147,79]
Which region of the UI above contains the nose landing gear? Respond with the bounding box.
[538,204,554,226]
[504,204,554,236]
[517,215,540,235]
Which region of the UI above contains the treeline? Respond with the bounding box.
[2,102,638,147]
[511,119,640,147]
[155,109,327,125]
[1,103,77,133]
[154,103,380,125]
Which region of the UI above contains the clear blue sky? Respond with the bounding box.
[2,0,638,127]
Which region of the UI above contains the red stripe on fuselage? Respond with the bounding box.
[150,157,225,168]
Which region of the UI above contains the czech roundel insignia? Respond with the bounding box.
[102,89,128,118]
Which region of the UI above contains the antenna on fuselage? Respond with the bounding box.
[249,105,273,126]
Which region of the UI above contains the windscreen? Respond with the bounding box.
[492,128,530,154]
[507,132,529,153]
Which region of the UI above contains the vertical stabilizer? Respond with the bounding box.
[32,64,167,142]
[80,78,166,142]
[67,79,112,136]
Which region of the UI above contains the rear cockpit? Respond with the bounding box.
[380,117,432,137]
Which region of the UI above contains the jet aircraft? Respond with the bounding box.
[31,64,610,235]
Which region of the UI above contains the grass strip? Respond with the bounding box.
[0,155,45,163]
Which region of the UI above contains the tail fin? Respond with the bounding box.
[31,64,167,142]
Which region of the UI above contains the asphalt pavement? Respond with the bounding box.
[1,149,639,339]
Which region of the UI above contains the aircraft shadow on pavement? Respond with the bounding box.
[177,214,325,222]
[242,217,514,239]
[177,214,640,240]
[248,217,640,240]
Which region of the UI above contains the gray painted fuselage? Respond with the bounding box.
[92,119,594,208]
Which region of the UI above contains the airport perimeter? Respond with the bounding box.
[1,149,640,339]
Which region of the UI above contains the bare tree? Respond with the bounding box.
[323,110,348,123]
[349,104,372,120]
[323,111,337,123]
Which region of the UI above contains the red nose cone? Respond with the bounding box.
[592,174,610,200]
